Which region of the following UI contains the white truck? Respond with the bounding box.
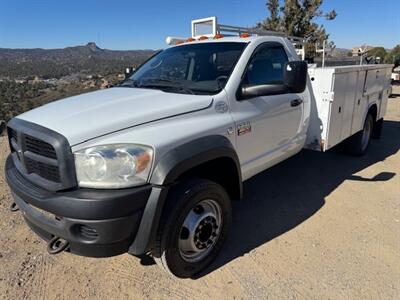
[392,69,400,83]
[5,17,392,278]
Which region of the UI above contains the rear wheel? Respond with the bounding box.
[153,178,232,278]
[344,113,374,156]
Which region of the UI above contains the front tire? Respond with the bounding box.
[153,178,232,278]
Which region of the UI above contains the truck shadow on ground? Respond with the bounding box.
[195,120,400,278]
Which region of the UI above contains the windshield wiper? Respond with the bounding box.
[120,78,216,95]
[118,78,140,88]
[139,79,195,95]
[161,86,195,95]
[139,78,177,86]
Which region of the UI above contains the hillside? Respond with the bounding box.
[0,43,157,79]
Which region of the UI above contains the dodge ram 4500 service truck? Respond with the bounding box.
[5,17,392,278]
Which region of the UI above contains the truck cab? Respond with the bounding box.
[5,17,390,278]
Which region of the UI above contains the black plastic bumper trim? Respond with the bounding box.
[13,191,143,257]
[6,153,173,257]
[25,218,135,258]
[5,155,152,220]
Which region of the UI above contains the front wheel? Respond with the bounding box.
[153,179,232,278]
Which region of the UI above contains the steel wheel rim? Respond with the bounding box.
[361,118,372,151]
[178,199,223,263]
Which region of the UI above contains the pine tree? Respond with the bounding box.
[258,0,281,31]
[258,0,337,58]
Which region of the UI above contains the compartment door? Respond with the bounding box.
[351,70,368,135]
[364,68,386,96]
[340,71,358,140]
[325,73,346,149]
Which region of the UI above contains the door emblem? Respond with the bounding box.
[237,121,251,136]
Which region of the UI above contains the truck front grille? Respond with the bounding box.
[9,128,18,143]
[7,118,77,191]
[25,157,60,182]
[25,135,57,159]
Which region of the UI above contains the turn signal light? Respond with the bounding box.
[198,36,208,40]
[186,37,195,42]
[213,34,223,39]
[240,33,250,38]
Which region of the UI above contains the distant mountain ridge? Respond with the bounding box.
[0,42,157,79]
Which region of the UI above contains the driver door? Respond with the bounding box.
[230,43,304,178]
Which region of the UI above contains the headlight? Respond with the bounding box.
[74,144,153,189]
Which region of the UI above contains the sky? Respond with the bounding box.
[0,0,399,50]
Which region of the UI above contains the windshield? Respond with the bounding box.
[121,42,246,95]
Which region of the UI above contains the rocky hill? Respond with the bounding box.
[0,42,157,79]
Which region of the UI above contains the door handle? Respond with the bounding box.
[290,98,303,107]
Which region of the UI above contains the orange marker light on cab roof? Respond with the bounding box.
[186,37,195,42]
[198,36,209,40]
[175,40,184,45]
[240,33,250,38]
[213,33,223,39]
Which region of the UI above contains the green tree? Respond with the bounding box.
[368,47,387,62]
[385,45,400,64]
[259,0,281,31]
[258,0,337,58]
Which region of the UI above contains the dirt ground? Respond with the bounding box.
[0,89,399,300]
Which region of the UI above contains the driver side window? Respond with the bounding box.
[244,45,288,86]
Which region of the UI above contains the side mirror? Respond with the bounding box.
[240,84,288,99]
[283,60,307,93]
[239,60,308,100]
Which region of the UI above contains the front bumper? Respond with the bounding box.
[5,155,161,258]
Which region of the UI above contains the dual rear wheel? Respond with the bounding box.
[344,113,374,156]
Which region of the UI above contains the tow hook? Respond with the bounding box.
[10,202,19,212]
[47,237,70,254]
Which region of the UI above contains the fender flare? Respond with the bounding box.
[129,135,242,255]
[150,135,242,196]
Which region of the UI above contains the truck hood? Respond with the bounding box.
[17,87,213,146]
